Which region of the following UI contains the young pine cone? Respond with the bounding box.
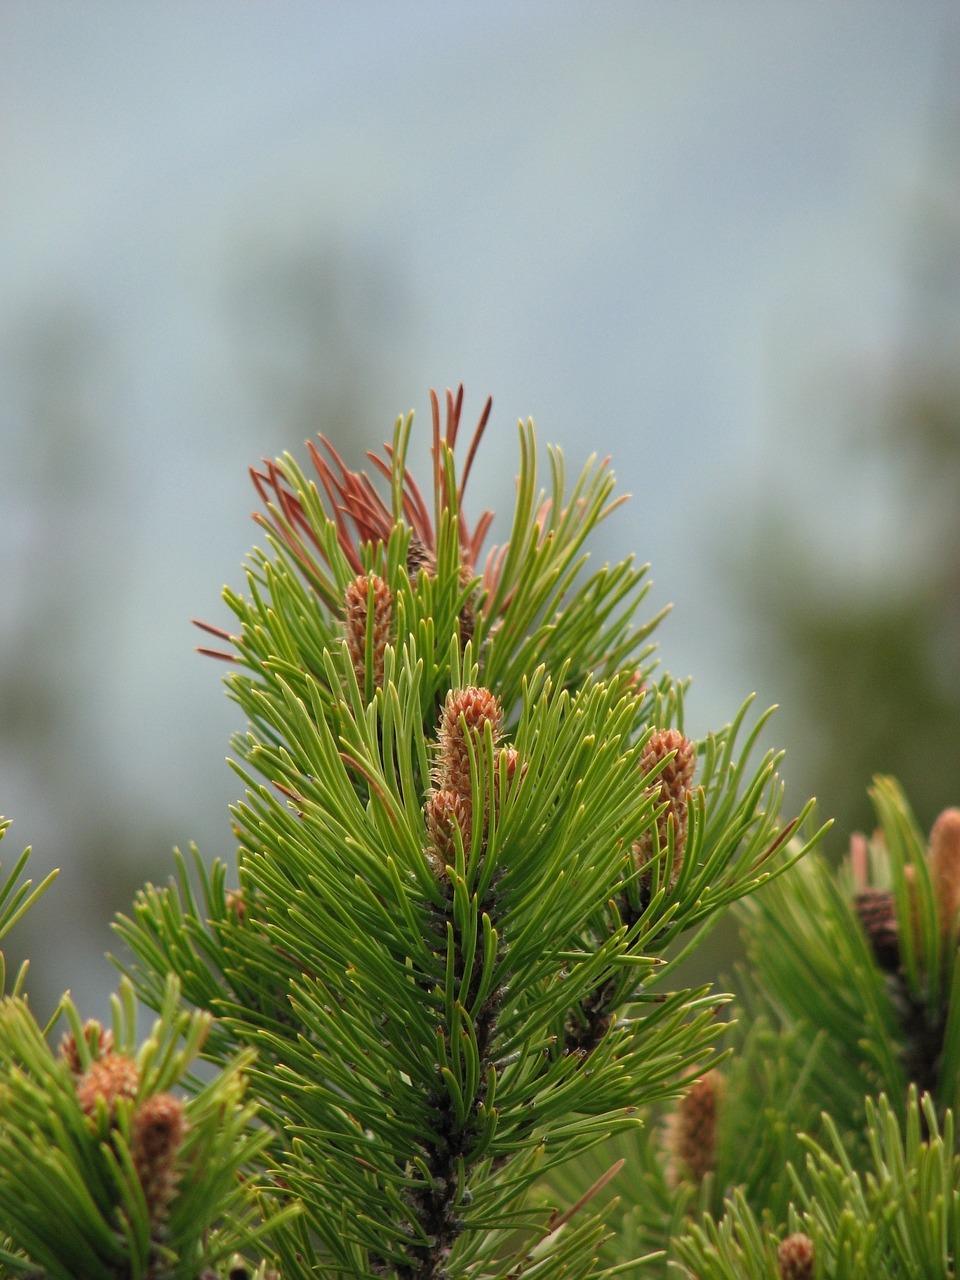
[777,1232,815,1280]
[633,728,696,888]
[664,1070,721,1187]
[407,535,478,645]
[344,573,393,692]
[424,787,472,874]
[58,1019,114,1074]
[132,1092,187,1225]
[76,1053,140,1120]
[425,687,504,876]
[434,686,503,802]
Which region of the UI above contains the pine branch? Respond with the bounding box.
[106,388,817,1276]
[674,1089,960,1280]
[0,976,290,1279]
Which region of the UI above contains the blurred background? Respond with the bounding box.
[2,3,959,1019]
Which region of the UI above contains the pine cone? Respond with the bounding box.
[344,573,393,691]
[76,1052,139,1119]
[58,1020,114,1074]
[634,728,696,884]
[406,533,436,581]
[131,1092,187,1225]
[665,1070,721,1186]
[425,787,472,874]
[777,1231,814,1280]
[434,687,503,802]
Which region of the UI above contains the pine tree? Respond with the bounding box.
[0,387,955,1278]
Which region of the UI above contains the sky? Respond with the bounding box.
[1,3,955,1013]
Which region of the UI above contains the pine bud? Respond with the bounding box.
[425,787,472,874]
[407,537,478,646]
[777,1232,814,1280]
[131,1092,187,1225]
[853,887,900,973]
[76,1052,140,1119]
[665,1070,721,1187]
[929,808,960,944]
[497,745,522,786]
[406,533,435,581]
[344,573,393,691]
[434,687,503,801]
[58,1020,114,1074]
[634,728,696,882]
